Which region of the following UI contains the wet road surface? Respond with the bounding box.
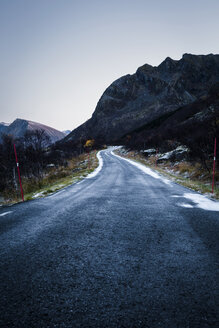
[0,149,218,327]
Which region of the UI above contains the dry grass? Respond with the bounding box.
[2,150,99,204]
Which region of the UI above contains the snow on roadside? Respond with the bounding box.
[32,192,44,198]
[111,150,172,186]
[182,193,219,211]
[0,211,12,217]
[86,151,103,179]
[179,203,194,208]
[31,153,102,199]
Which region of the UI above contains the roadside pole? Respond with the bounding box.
[13,144,24,201]
[212,138,217,193]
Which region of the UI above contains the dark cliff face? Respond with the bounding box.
[66,54,219,143]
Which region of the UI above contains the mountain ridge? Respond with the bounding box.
[65,53,219,143]
[0,118,65,144]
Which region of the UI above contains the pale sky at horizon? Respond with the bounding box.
[0,0,219,131]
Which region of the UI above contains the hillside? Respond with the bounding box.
[124,83,219,148]
[0,122,9,135]
[0,119,65,144]
[65,53,219,144]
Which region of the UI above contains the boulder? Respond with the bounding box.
[141,149,157,156]
[158,146,189,162]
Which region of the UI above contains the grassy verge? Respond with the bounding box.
[115,149,219,200]
[1,150,99,205]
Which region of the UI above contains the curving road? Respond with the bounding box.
[0,149,218,328]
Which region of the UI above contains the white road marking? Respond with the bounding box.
[0,211,13,217]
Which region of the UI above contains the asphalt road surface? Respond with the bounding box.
[0,149,218,328]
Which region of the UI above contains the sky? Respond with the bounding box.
[0,0,219,131]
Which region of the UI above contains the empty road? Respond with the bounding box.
[0,149,218,327]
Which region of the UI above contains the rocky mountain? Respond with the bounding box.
[65,53,219,143]
[0,119,65,144]
[0,122,9,135]
[127,82,219,146]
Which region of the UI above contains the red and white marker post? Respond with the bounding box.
[14,144,24,201]
[212,138,217,194]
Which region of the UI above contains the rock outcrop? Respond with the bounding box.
[157,146,189,162]
[65,54,219,143]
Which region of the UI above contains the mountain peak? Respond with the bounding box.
[65,54,219,144]
[0,118,66,144]
[158,56,177,71]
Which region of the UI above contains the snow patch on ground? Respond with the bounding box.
[0,211,12,217]
[179,203,194,208]
[111,151,172,186]
[182,193,219,211]
[86,151,103,179]
[32,192,44,198]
